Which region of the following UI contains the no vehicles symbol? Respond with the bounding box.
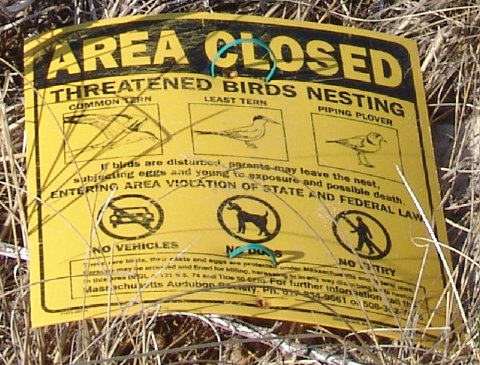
[98,194,164,240]
[332,210,391,260]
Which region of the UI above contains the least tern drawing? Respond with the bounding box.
[194,115,279,149]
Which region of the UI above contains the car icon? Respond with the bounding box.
[109,206,154,229]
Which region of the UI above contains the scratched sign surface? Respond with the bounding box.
[25,13,452,339]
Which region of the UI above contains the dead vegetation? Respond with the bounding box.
[0,0,479,364]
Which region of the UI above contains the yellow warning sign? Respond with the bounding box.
[25,13,452,339]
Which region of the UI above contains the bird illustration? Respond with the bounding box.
[64,113,160,152]
[326,132,385,167]
[194,115,279,148]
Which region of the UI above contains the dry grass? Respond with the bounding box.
[0,0,479,364]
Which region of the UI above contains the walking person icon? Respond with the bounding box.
[332,210,391,260]
[351,216,379,255]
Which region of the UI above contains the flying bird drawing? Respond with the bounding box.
[327,132,385,167]
[194,115,279,148]
[64,113,160,153]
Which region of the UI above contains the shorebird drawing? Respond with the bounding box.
[194,115,279,148]
[326,132,385,168]
[64,114,159,152]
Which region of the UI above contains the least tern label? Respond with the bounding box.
[25,13,451,340]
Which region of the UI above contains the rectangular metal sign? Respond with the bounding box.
[25,13,451,339]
